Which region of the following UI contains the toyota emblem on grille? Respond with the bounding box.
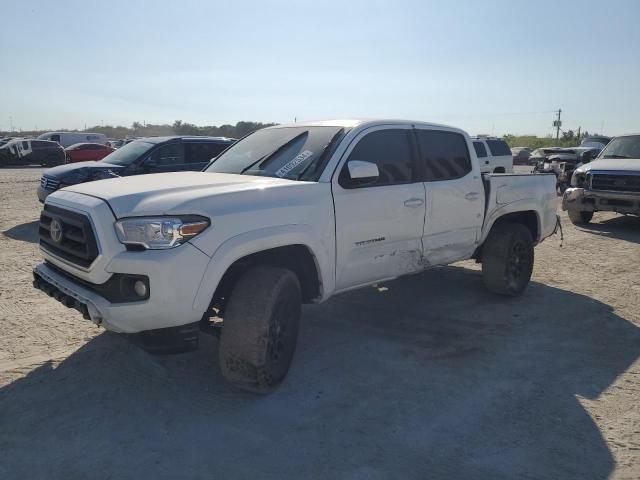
[50,218,63,243]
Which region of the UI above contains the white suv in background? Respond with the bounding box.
[471,136,513,173]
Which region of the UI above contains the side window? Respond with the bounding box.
[22,141,29,149]
[87,144,103,150]
[149,143,185,166]
[473,141,487,158]
[340,129,413,187]
[416,130,472,182]
[51,134,61,143]
[186,142,228,163]
[486,140,511,156]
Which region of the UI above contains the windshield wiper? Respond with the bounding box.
[239,131,308,175]
[603,154,632,159]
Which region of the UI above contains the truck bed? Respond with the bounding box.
[481,172,558,244]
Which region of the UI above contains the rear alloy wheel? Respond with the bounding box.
[218,266,301,393]
[567,209,593,225]
[482,223,534,296]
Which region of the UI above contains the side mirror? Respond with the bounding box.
[345,160,379,186]
[581,151,593,163]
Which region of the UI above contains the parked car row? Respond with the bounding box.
[0,138,65,167]
[37,135,234,202]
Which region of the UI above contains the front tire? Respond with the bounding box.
[219,266,301,393]
[567,209,593,225]
[482,223,534,296]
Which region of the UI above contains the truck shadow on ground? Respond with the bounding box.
[577,214,640,244]
[2,220,39,243]
[1,266,638,479]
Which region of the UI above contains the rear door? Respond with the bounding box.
[185,142,229,171]
[415,128,484,265]
[332,125,426,290]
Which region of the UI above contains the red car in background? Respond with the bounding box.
[64,143,115,163]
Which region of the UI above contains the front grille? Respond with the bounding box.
[40,176,60,191]
[590,173,640,193]
[39,205,99,268]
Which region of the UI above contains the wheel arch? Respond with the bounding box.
[475,209,541,260]
[192,225,333,315]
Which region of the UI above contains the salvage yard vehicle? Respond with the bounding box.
[533,147,601,193]
[470,136,513,173]
[37,136,234,202]
[65,143,115,163]
[32,119,558,393]
[563,133,640,224]
[38,131,108,148]
[511,147,532,165]
[0,138,65,167]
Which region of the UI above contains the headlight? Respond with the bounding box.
[114,216,210,250]
[571,170,586,187]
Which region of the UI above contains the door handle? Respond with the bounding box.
[404,198,424,208]
[465,192,480,201]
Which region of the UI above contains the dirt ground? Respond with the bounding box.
[0,167,638,480]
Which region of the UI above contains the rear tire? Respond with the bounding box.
[568,209,593,225]
[482,223,534,296]
[219,266,301,393]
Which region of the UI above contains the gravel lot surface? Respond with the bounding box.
[1,167,639,479]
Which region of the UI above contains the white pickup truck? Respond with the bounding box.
[33,119,558,392]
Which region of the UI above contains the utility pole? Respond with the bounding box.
[577,126,581,142]
[554,109,562,145]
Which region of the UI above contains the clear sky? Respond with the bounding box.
[1,0,639,136]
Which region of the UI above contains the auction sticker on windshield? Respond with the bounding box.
[275,150,313,177]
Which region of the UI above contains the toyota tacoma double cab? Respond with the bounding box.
[563,133,640,224]
[33,119,558,392]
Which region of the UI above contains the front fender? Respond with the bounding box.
[192,224,334,313]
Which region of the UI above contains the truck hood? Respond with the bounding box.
[575,157,640,174]
[61,171,302,218]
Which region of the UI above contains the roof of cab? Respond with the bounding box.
[264,118,469,135]
[135,136,235,144]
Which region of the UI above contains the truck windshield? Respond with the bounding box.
[205,126,344,181]
[599,135,640,160]
[100,140,154,166]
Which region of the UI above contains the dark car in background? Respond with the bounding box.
[511,147,532,165]
[65,143,115,163]
[37,136,234,202]
[0,139,65,167]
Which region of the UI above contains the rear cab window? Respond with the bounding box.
[473,141,487,158]
[486,139,511,156]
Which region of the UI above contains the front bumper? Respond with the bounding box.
[563,187,640,214]
[33,242,211,333]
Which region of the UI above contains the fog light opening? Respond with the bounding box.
[134,280,148,298]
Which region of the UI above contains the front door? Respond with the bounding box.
[332,125,426,291]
